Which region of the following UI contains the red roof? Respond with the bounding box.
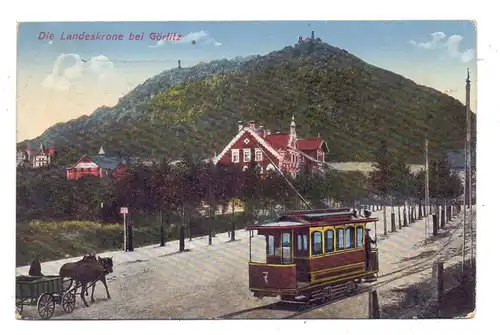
[296,138,323,151]
[265,133,289,149]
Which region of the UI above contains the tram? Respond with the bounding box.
[246,208,379,303]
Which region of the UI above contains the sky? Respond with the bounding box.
[16,21,477,142]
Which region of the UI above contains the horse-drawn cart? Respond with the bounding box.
[16,275,76,319]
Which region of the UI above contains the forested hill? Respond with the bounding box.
[18,38,475,166]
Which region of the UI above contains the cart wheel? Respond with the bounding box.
[62,291,76,313]
[37,293,55,320]
[16,300,23,315]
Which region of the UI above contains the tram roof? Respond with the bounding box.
[246,209,379,230]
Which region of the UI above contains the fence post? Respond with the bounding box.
[160,211,165,247]
[432,260,444,317]
[179,226,185,252]
[398,206,402,229]
[440,207,446,228]
[368,288,380,319]
[231,199,236,241]
[391,213,396,232]
[128,221,134,252]
[432,214,438,236]
[208,227,212,245]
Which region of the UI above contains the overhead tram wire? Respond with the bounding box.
[253,141,312,210]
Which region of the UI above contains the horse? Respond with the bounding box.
[73,256,113,307]
[87,256,113,303]
[28,255,43,277]
[59,254,97,295]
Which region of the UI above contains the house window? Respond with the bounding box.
[267,235,275,255]
[336,229,344,250]
[243,149,251,162]
[297,235,302,251]
[325,229,334,253]
[231,149,240,163]
[312,231,323,256]
[303,234,308,251]
[255,149,263,162]
[345,227,355,249]
[356,226,364,248]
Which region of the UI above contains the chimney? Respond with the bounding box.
[266,130,271,136]
[238,121,243,132]
[178,60,181,69]
[249,120,256,131]
[259,126,265,137]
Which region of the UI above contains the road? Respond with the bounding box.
[16,205,475,319]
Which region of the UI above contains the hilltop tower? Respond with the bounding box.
[178,60,181,69]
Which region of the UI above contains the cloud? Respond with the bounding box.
[408,32,447,49]
[446,35,475,63]
[42,54,114,91]
[148,30,221,48]
[409,32,475,63]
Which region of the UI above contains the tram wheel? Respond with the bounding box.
[62,291,76,313]
[346,281,358,296]
[37,293,55,320]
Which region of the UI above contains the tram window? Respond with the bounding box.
[303,234,308,251]
[336,229,344,250]
[282,233,291,247]
[268,235,275,255]
[312,231,323,256]
[297,235,303,251]
[345,227,355,249]
[356,227,364,248]
[325,230,334,253]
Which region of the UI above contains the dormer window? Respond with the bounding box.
[231,149,240,163]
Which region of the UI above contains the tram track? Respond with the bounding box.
[218,209,473,320]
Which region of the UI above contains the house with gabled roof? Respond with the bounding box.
[66,146,127,180]
[213,116,329,177]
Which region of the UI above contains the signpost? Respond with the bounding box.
[121,207,128,251]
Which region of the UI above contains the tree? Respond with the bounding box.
[369,138,393,235]
[390,154,413,224]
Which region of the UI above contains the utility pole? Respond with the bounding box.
[462,126,467,274]
[425,138,430,239]
[465,68,473,266]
